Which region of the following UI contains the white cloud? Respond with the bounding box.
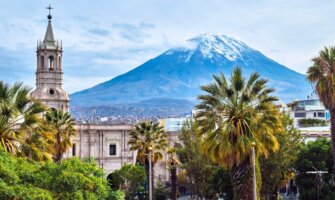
[0,0,335,91]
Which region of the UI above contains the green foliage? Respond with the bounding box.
[298,118,328,127]
[108,190,125,200]
[0,81,53,161]
[153,182,169,200]
[212,168,234,200]
[108,164,146,199]
[45,109,77,162]
[295,139,335,200]
[177,120,233,199]
[0,150,111,200]
[260,113,302,199]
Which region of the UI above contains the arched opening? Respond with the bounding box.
[48,56,54,71]
[58,56,62,70]
[107,173,116,189]
[41,56,45,69]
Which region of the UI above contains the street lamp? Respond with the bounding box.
[306,166,328,200]
[148,146,153,200]
[251,142,257,200]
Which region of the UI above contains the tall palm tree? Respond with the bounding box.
[196,67,282,199]
[307,46,335,178]
[0,81,46,155]
[128,121,168,188]
[45,109,77,162]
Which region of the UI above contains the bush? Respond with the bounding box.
[108,190,125,200]
[154,182,169,200]
[295,139,335,199]
[108,164,146,199]
[0,150,111,199]
[298,118,328,127]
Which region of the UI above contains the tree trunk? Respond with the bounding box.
[330,108,335,184]
[170,166,177,200]
[152,163,155,191]
[53,132,62,162]
[270,187,279,200]
[145,158,150,186]
[231,158,255,200]
[262,187,279,200]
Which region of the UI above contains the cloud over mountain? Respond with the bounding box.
[71,34,311,108]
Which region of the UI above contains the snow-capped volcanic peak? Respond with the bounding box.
[188,33,249,61]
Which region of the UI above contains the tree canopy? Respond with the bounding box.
[0,150,116,200]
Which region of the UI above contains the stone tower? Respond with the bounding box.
[31,8,69,112]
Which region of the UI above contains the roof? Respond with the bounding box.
[43,20,57,49]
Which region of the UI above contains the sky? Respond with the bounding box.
[0,0,334,93]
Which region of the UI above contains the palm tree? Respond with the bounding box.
[45,109,77,162]
[19,119,55,161]
[128,121,168,189]
[307,46,335,178]
[196,67,282,199]
[0,81,46,155]
[167,147,179,200]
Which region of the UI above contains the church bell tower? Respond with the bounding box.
[31,6,70,112]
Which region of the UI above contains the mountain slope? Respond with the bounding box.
[71,34,311,107]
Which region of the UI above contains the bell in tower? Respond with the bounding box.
[31,5,70,112]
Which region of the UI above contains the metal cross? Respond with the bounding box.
[46,5,53,15]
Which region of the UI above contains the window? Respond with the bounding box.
[109,144,116,156]
[58,56,62,70]
[318,112,325,118]
[41,56,44,68]
[72,143,76,156]
[48,56,54,71]
[294,112,306,118]
[313,112,316,117]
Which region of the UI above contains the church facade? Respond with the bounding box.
[31,11,175,180]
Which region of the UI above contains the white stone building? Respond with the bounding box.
[31,11,174,181]
[289,98,330,127]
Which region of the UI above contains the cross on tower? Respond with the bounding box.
[46,5,53,15]
[46,5,53,21]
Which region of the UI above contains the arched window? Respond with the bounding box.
[41,56,45,69]
[58,56,62,70]
[48,56,54,71]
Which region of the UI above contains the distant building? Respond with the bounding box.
[159,117,190,132]
[289,98,330,140]
[289,99,330,127]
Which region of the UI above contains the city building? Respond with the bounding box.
[289,98,330,140]
[289,98,330,127]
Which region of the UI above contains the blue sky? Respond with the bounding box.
[0,0,334,93]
